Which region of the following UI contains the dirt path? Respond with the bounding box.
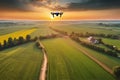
[39,42,48,80]
[65,38,113,74]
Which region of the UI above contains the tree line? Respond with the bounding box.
[98,23,120,27]
[70,35,118,57]
[39,33,60,40]
[49,27,68,36]
[70,31,119,39]
[102,42,120,53]
[0,35,38,51]
[0,33,60,51]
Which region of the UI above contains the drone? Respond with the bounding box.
[51,12,63,18]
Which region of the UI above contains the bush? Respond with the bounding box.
[113,66,120,79]
[36,42,40,47]
[32,36,38,41]
[0,43,2,51]
[35,42,42,49]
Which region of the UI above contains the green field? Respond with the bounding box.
[50,23,120,68]
[0,42,43,80]
[42,38,115,80]
[103,38,120,49]
[0,22,120,80]
[51,23,120,34]
[66,38,120,69]
[31,26,57,38]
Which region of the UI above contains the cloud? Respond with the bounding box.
[0,0,50,11]
[1,0,120,11]
[0,0,27,11]
[52,0,120,11]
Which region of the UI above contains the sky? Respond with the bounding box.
[0,0,120,20]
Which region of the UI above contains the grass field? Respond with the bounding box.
[103,38,120,49]
[66,38,120,69]
[0,42,43,80]
[31,26,57,38]
[0,22,120,80]
[0,28,36,44]
[51,23,120,34]
[42,38,115,80]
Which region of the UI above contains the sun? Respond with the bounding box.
[49,14,63,21]
[50,15,54,20]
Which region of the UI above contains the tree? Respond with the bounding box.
[33,36,38,41]
[113,66,120,79]
[0,43,2,50]
[8,37,14,47]
[13,38,18,45]
[26,35,31,41]
[97,38,103,44]
[36,42,40,47]
[3,40,7,48]
[18,36,24,44]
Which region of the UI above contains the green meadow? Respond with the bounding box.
[0,43,43,80]
[42,38,115,80]
[0,22,120,80]
[52,23,120,34]
[66,38,120,69]
[103,38,120,49]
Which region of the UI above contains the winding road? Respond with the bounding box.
[39,42,48,80]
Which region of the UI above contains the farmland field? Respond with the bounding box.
[0,24,35,36]
[66,38,120,69]
[31,25,57,38]
[102,38,120,49]
[0,28,36,44]
[0,21,120,80]
[49,22,120,69]
[0,42,43,80]
[51,23,120,34]
[42,38,115,80]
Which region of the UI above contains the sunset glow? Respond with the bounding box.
[0,0,120,20]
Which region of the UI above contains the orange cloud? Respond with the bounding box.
[0,9,120,20]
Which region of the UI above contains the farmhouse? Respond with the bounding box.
[88,36,99,44]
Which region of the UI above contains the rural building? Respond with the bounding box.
[88,36,99,44]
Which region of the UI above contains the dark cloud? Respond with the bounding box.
[1,0,120,11]
[52,0,120,11]
[0,0,27,11]
[0,0,47,11]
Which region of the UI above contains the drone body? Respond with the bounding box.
[51,12,63,18]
